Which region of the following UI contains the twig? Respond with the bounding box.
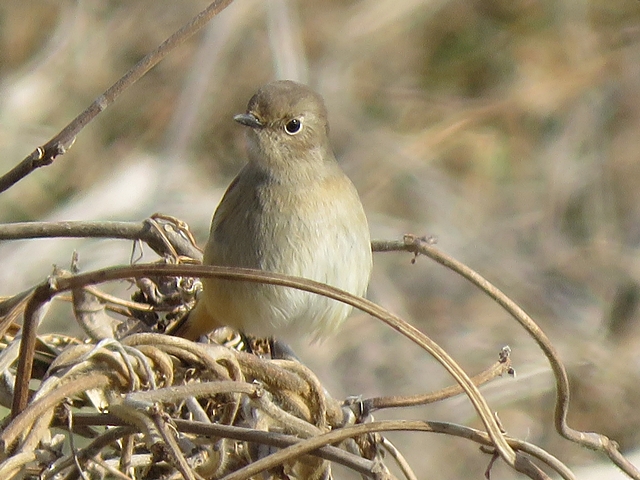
[0,0,234,194]
[374,235,640,479]
[358,347,512,412]
[120,379,259,405]
[72,413,381,477]
[216,419,568,480]
[0,288,32,341]
[71,413,575,480]
[148,405,197,480]
[41,426,134,480]
[2,373,112,455]
[0,451,37,477]
[63,402,90,480]
[11,283,52,418]
[87,458,133,480]
[380,437,418,480]
[88,286,151,311]
[0,218,203,260]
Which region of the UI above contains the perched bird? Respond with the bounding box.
[175,80,372,342]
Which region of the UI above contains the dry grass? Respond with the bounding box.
[2,0,640,478]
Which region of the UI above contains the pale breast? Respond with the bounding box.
[202,166,372,339]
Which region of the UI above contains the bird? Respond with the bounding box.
[174,80,372,342]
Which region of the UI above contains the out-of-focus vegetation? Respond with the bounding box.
[2,0,640,477]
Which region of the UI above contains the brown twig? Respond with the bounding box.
[380,437,418,480]
[148,406,197,480]
[0,0,234,194]
[11,283,51,419]
[0,451,38,478]
[358,347,512,412]
[2,373,112,455]
[69,414,570,479]
[70,413,380,477]
[0,218,203,260]
[214,419,567,480]
[40,426,135,479]
[375,235,640,479]
[76,286,154,312]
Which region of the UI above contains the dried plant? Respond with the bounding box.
[0,220,635,478]
[2,1,640,479]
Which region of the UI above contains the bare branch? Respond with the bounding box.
[0,0,234,194]
[357,347,512,412]
[375,235,640,480]
[0,217,203,260]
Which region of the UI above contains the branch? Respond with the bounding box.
[187,419,567,480]
[0,0,234,194]
[0,217,203,260]
[375,235,640,480]
[70,414,573,480]
[356,346,512,413]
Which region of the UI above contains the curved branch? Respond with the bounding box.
[358,348,512,412]
[70,413,573,480]
[375,235,640,479]
[193,419,570,480]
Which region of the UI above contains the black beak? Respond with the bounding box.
[233,113,263,129]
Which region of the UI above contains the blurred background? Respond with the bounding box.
[2,0,640,478]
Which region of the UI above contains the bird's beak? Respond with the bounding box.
[233,112,263,129]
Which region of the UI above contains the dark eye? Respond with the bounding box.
[284,118,303,135]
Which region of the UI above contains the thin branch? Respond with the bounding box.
[71,413,572,480]
[120,380,259,405]
[148,406,196,480]
[71,413,380,478]
[2,373,112,454]
[0,218,203,260]
[0,451,37,478]
[41,426,135,480]
[63,403,90,480]
[380,437,418,480]
[375,235,640,479]
[77,286,154,312]
[208,419,570,480]
[358,347,512,412]
[0,0,234,194]
[11,285,50,418]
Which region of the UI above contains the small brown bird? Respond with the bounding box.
[176,80,372,342]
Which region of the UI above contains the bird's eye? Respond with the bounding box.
[284,118,303,135]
